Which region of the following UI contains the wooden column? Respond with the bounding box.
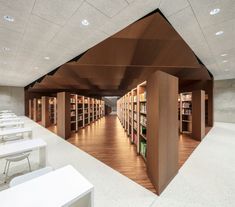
[207,80,214,127]
[146,70,178,195]
[57,92,71,139]
[29,99,32,119]
[192,90,205,140]
[41,96,50,127]
[33,98,38,122]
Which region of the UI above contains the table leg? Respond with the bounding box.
[39,146,47,167]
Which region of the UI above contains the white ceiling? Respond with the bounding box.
[0,0,234,86]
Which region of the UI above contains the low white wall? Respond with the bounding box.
[214,79,235,123]
[0,86,25,116]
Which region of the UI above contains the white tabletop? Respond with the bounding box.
[0,115,17,119]
[0,121,24,127]
[0,127,32,136]
[0,165,94,207]
[0,110,12,113]
[0,138,46,158]
[0,118,21,122]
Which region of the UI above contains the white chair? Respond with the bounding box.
[3,152,31,183]
[9,166,53,187]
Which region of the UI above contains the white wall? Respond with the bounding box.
[0,86,25,116]
[214,79,235,123]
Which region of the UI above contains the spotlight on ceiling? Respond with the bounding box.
[215,30,224,36]
[210,8,220,15]
[3,15,14,22]
[221,54,228,57]
[222,60,228,63]
[44,56,50,60]
[81,19,90,26]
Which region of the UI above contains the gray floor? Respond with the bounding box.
[0,117,234,207]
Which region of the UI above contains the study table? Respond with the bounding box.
[0,127,32,141]
[0,117,21,123]
[0,165,94,207]
[0,121,24,130]
[0,138,47,167]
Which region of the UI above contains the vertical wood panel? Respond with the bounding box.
[192,90,206,140]
[57,92,71,139]
[41,96,50,127]
[147,70,178,195]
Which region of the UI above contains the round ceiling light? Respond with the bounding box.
[221,53,227,57]
[3,15,14,22]
[81,19,89,26]
[215,30,224,36]
[210,8,220,15]
[44,56,50,60]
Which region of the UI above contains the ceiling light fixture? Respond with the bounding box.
[81,19,89,26]
[215,30,224,36]
[221,53,228,57]
[2,47,10,51]
[44,56,50,60]
[3,15,14,22]
[210,8,220,15]
[222,60,228,63]
[34,67,39,70]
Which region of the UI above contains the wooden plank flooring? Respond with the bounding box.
[47,115,202,194]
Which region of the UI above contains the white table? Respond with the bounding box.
[0,110,12,113]
[0,121,24,129]
[0,127,32,141]
[0,138,47,167]
[0,117,21,123]
[0,114,17,119]
[0,165,94,207]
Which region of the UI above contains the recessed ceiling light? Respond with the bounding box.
[222,60,228,63]
[34,67,39,70]
[3,15,14,22]
[2,47,10,51]
[215,30,224,36]
[221,53,228,57]
[81,19,89,26]
[210,8,220,15]
[44,56,50,60]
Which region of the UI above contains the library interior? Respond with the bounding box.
[0,1,234,207]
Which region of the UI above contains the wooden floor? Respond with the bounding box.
[47,115,201,194]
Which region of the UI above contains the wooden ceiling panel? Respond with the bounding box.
[27,11,212,95]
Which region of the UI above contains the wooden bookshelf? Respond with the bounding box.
[70,94,77,131]
[49,97,57,125]
[77,95,83,129]
[117,71,179,195]
[128,91,132,137]
[90,98,94,122]
[132,88,138,146]
[179,92,192,134]
[138,81,147,160]
[84,97,89,126]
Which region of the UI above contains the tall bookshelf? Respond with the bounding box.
[77,96,83,129]
[84,97,89,126]
[49,97,57,125]
[132,88,138,146]
[117,71,179,195]
[90,98,94,122]
[179,92,192,134]
[128,92,132,137]
[138,82,147,160]
[70,94,77,131]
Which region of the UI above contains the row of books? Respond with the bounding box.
[140,141,147,158]
[139,92,146,101]
[140,115,147,126]
[140,103,146,113]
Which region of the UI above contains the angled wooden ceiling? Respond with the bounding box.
[26,11,212,96]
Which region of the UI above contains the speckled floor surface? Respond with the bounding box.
[0,118,234,207]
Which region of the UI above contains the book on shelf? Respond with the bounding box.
[140,141,147,159]
[139,92,146,102]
